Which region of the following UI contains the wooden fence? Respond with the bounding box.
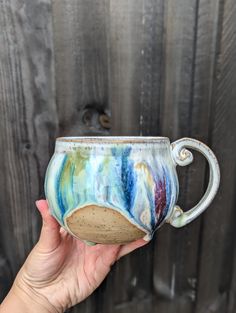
[0,0,236,312]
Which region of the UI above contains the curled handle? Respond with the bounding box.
[168,138,220,228]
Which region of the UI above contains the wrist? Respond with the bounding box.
[0,279,60,313]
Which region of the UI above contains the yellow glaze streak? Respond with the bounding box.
[135,162,155,189]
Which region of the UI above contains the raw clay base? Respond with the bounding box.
[65,205,146,244]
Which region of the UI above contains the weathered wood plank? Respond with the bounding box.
[153,1,221,313]
[138,0,164,136]
[108,0,164,136]
[1,0,236,312]
[97,242,154,313]
[52,0,111,137]
[153,1,199,312]
[195,0,236,311]
[228,229,236,313]
[106,1,164,312]
[52,1,112,312]
[0,253,12,301]
[0,0,56,300]
[108,0,143,135]
[114,295,154,313]
[53,1,164,312]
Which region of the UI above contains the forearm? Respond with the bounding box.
[0,281,59,313]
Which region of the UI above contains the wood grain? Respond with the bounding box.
[195,0,236,312]
[0,0,236,312]
[154,1,201,312]
[228,221,236,313]
[109,0,143,135]
[52,2,112,312]
[0,251,12,301]
[52,0,110,137]
[0,0,57,301]
[108,0,164,136]
[102,1,164,312]
[154,1,223,313]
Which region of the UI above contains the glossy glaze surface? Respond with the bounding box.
[45,138,178,242]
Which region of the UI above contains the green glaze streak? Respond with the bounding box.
[84,240,97,246]
[60,157,74,209]
[102,155,111,174]
[60,149,90,209]
[72,149,90,178]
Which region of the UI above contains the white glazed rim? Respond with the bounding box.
[56,136,170,144]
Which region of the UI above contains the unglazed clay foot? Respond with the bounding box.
[65,205,146,244]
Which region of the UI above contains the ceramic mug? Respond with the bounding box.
[44,137,220,245]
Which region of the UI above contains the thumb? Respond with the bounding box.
[35,200,61,252]
[117,238,149,260]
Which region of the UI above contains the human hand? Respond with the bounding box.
[2,200,148,313]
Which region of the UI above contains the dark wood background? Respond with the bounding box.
[0,0,236,312]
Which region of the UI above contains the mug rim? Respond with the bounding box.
[56,136,170,144]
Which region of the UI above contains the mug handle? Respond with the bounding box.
[168,138,220,228]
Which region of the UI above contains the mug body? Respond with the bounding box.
[45,137,179,244]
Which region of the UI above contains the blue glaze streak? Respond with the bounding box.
[120,148,137,213]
